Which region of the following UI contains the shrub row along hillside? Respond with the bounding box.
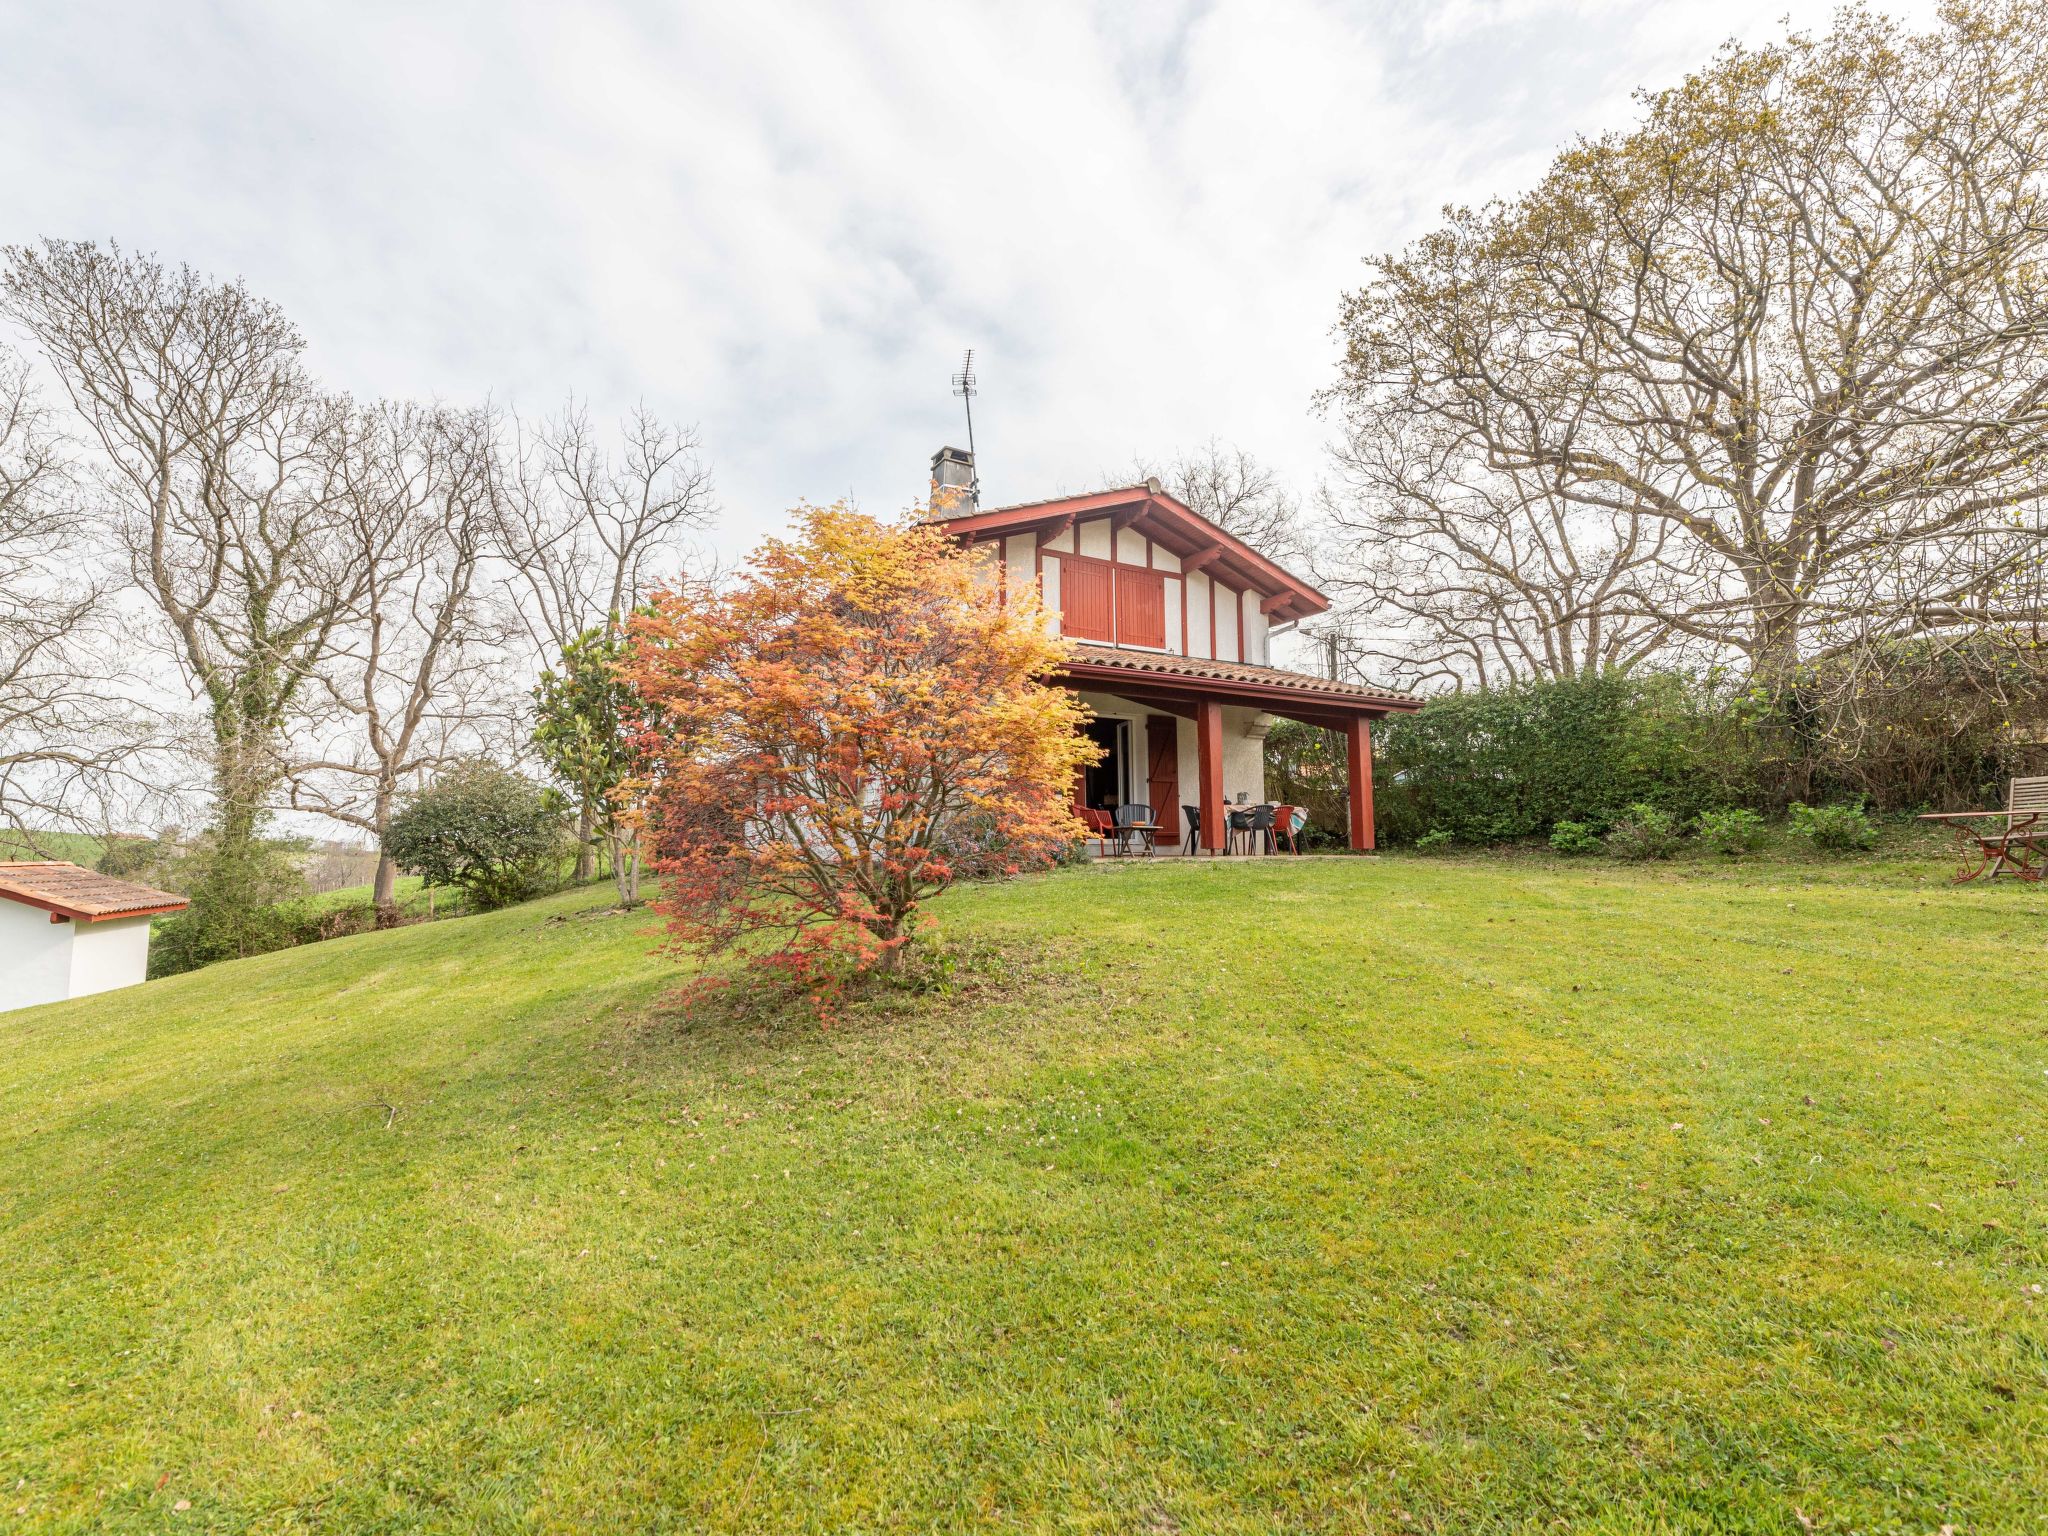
[1271,668,2046,848]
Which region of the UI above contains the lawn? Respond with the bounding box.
[2,854,2044,1533]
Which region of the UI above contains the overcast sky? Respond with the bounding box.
[5,0,1931,562]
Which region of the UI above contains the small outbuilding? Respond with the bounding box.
[0,862,188,1015]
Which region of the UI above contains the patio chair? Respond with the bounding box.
[1114,801,1159,857]
[1077,806,1117,857]
[1920,775,2048,882]
[1182,804,1202,857]
[1231,803,1276,857]
[1269,806,1302,856]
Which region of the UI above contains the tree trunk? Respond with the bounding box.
[372,851,400,927]
[611,829,641,909]
[1748,587,1816,805]
[371,785,400,927]
[575,797,596,881]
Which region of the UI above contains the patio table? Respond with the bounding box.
[1113,820,1162,857]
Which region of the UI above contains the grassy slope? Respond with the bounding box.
[2,856,2044,1534]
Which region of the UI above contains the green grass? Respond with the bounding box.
[2,854,2044,1533]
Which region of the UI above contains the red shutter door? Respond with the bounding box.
[1115,568,1166,648]
[1062,558,1113,641]
[1146,715,1179,822]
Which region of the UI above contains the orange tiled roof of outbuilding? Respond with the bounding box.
[0,862,189,922]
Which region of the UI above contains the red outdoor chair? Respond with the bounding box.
[1077,807,1117,857]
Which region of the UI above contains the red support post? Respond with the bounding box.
[1346,714,1375,851]
[1197,698,1225,852]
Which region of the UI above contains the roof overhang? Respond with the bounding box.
[0,862,190,923]
[1053,657,1421,721]
[931,486,1331,626]
[0,891,188,923]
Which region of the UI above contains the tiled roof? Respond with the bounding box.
[1060,643,1420,709]
[0,862,189,921]
[968,484,1154,519]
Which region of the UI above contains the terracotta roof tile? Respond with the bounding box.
[0,862,189,922]
[1060,642,1419,709]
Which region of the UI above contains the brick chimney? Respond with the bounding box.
[929,445,977,517]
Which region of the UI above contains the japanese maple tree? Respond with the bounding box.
[620,504,1094,995]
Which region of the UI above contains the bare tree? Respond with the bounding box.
[1126,439,1302,560]
[1316,410,1692,689]
[1325,1,2048,691]
[0,345,145,840]
[503,401,715,651]
[1,241,361,944]
[287,402,515,922]
[501,400,714,876]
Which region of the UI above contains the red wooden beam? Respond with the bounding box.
[1197,698,1225,853]
[1345,715,1376,852]
[1259,592,1296,617]
[1181,547,1225,575]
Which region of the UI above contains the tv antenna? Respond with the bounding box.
[951,349,979,470]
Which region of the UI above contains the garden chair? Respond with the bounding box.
[1077,806,1117,858]
[1230,803,1276,857]
[1272,803,1303,854]
[1181,805,1202,857]
[1114,801,1159,857]
[1919,775,2048,882]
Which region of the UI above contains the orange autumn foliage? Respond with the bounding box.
[619,504,1096,998]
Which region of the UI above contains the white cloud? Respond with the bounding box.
[2,0,1940,564]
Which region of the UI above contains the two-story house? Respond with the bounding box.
[925,447,1420,852]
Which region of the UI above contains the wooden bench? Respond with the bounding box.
[1920,776,2048,883]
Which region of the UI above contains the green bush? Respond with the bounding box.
[1548,820,1601,855]
[1372,670,1762,847]
[1414,829,1456,854]
[1605,803,1681,861]
[384,762,569,910]
[1788,801,1877,853]
[1695,807,1767,856]
[147,834,309,977]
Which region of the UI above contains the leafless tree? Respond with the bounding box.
[0,345,147,840]
[501,400,714,875]
[1126,439,1303,561]
[1,241,362,907]
[1315,410,1695,690]
[502,401,715,652]
[287,402,516,921]
[1324,1,2048,691]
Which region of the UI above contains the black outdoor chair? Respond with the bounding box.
[1231,803,1276,856]
[1182,804,1202,856]
[1114,801,1158,857]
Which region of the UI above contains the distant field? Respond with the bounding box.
[0,830,106,865]
[2,853,2043,1532]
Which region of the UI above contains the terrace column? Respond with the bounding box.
[1196,698,1225,852]
[1346,714,1376,851]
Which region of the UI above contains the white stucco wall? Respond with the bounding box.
[1186,571,1212,656]
[0,899,75,1012]
[1002,531,1037,598]
[1244,602,1270,665]
[69,915,154,1000]
[1222,706,1272,806]
[1,904,157,1014]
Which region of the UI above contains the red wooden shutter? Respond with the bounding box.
[1146,715,1179,820]
[1063,559,1113,641]
[1115,568,1166,648]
